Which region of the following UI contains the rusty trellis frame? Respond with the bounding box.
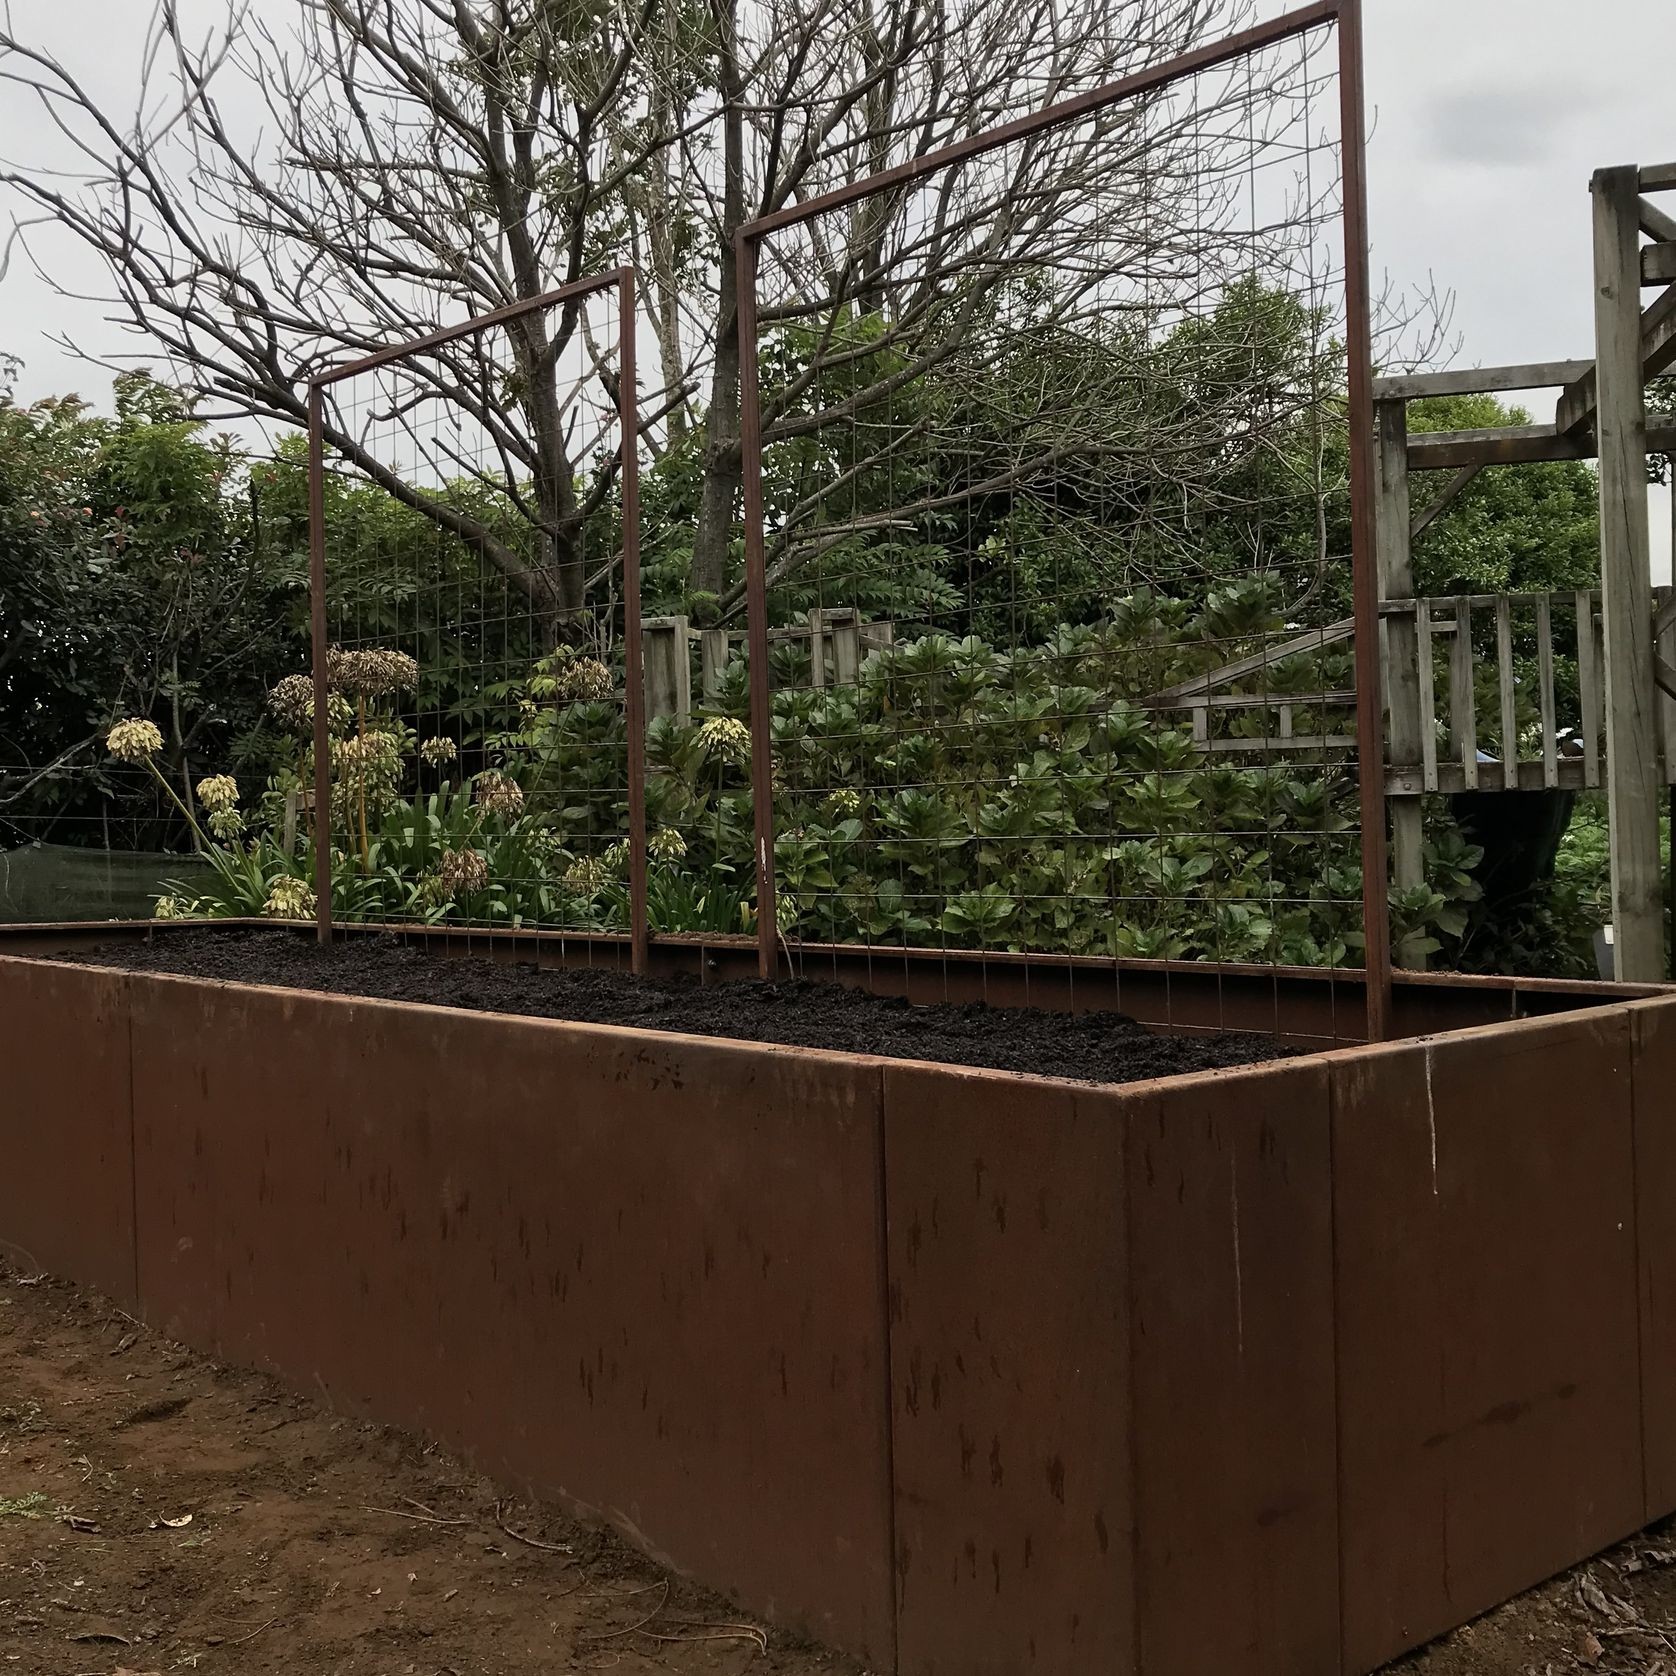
[305,266,649,972]
[734,0,1391,1041]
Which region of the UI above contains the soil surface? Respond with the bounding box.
[4,1263,1675,1676]
[64,927,1290,1087]
[0,1263,860,1676]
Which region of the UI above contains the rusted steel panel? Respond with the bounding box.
[127,974,895,1664]
[884,1064,1135,1676]
[1129,1059,1340,1676]
[0,958,136,1304]
[1633,997,1676,1517]
[1334,1014,1642,1672]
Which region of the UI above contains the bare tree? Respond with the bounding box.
[1,0,668,633]
[0,0,1299,624]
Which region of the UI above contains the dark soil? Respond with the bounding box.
[64,927,1291,1087]
[0,1263,857,1676]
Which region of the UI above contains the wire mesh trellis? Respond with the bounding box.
[305,268,648,969]
[734,0,1389,1041]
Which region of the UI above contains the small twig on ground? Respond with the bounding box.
[576,1579,669,1642]
[360,1504,469,1527]
[228,1615,278,1646]
[644,1626,770,1652]
[494,1498,573,1555]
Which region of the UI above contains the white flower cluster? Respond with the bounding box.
[553,655,613,703]
[562,854,607,893]
[263,876,316,920]
[151,895,191,920]
[267,674,352,736]
[696,716,750,766]
[419,735,458,767]
[435,846,490,898]
[473,769,525,820]
[106,718,164,762]
[823,787,862,819]
[648,827,687,862]
[195,774,239,813]
[327,647,420,697]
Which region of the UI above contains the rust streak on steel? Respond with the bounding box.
[736,231,779,980]
[307,383,332,946]
[737,0,1344,240]
[618,266,651,975]
[1337,0,1393,1042]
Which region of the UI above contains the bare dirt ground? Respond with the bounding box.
[5,1261,1676,1676]
[0,1264,863,1676]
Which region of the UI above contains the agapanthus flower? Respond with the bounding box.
[419,736,458,766]
[601,839,630,875]
[151,895,190,920]
[648,827,688,862]
[209,808,245,841]
[263,876,316,920]
[823,787,862,819]
[268,675,352,736]
[335,730,401,780]
[554,656,613,703]
[195,774,239,813]
[106,718,164,762]
[473,769,525,820]
[695,716,751,766]
[327,647,419,697]
[435,846,490,898]
[562,855,607,894]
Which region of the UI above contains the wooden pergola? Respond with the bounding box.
[1373,161,1676,979]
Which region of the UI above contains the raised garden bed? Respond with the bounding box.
[62,926,1291,1086]
[3,924,1676,1675]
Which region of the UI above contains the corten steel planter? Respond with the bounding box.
[3,931,1675,1674]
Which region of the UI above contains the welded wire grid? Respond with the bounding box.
[738,7,1380,1040]
[308,273,646,958]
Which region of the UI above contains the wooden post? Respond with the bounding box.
[827,609,862,686]
[1376,398,1426,965]
[807,609,827,689]
[699,629,730,699]
[641,615,691,726]
[1594,165,1664,980]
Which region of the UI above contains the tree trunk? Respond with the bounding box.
[688,0,747,615]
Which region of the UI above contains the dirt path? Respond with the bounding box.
[0,1265,862,1676]
[5,1262,1676,1676]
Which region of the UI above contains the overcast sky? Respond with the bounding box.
[1,0,1672,566]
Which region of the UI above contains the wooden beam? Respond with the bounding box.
[1371,361,1591,402]
[1593,165,1664,981]
[1643,162,1676,193]
[1643,197,1676,244]
[1410,464,1480,538]
[1410,414,1676,469]
[1646,244,1676,286]
[1558,282,1676,435]
[1146,618,1355,703]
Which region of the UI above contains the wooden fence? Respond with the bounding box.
[641,609,896,724]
